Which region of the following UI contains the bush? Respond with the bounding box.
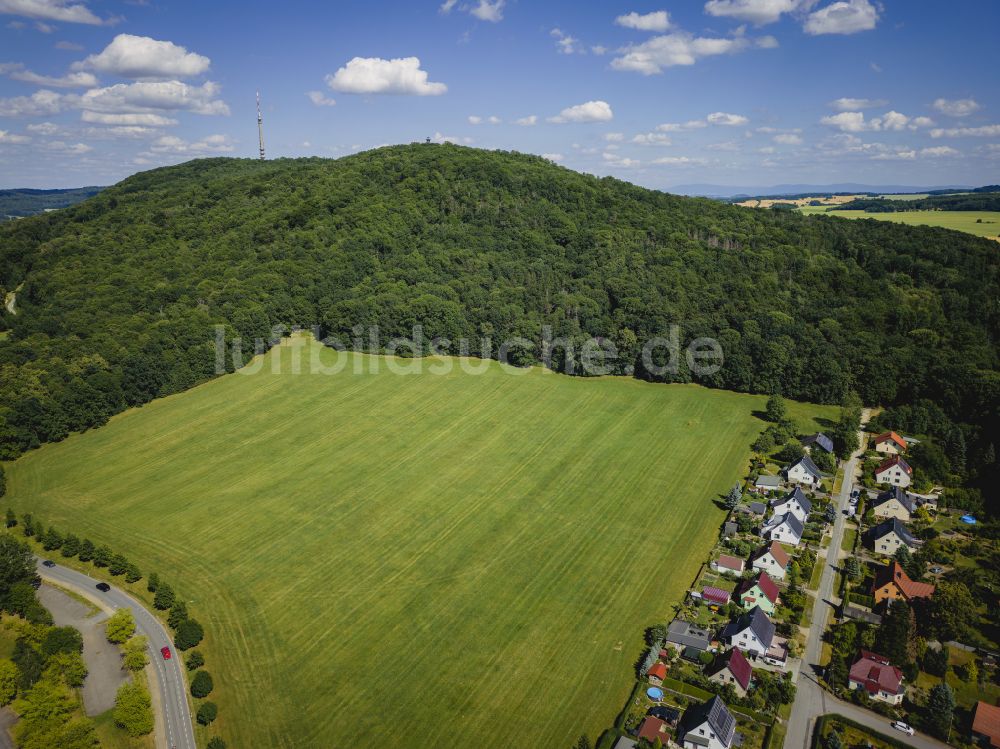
[197,701,218,725]
[153,584,174,610]
[124,563,142,583]
[114,682,153,736]
[207,738,227,749]
[105,608,136,644]
[175,619,204,651]
[168,601,188,629]
[185,650,205,671]
[191,670,213,698]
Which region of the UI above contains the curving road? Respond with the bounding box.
[36,559,195,749]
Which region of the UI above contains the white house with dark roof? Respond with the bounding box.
[678,696,736,749]
[865,518,918,555]
[761,512,803,546]
[784,454,822,487]
[770,487,812,523]
[870,486,917,521]
[721,605,775,658]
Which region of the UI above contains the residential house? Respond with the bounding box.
[761,512,804,546]
[711,555,745,576]
[748,501,768,516]
[842,605,882,626]
[667,620,712,655]
[873,431,907,455]
[752,474,781,493]
[706,648,753,698]
[770,486,812,523]
[701,587,731,606]
[874,456,913,488]
[869,486,917,521]
[784,454,823,487]
[751,541,790,581]
[872,561,935,607]
[648,662,667,686]
[612,738,638,749]
[637,716,672,746]
[848,651,905,705]
[972,701,1000,749]
[865,518,918,555]
[721,606,775,658]
[736,573,780,615]
[801,432,834,453]
[678,696,736,749]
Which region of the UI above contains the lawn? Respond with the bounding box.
[3,336,835,748]
[796,207,1000,239]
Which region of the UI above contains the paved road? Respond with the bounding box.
[783,412,950,749]
[37,559,195,749]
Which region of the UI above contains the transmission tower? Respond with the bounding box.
[256,91,266,160]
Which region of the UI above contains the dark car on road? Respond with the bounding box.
[96,582,111,592]
[41,560,55,568]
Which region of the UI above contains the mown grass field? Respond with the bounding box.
[4,337,835,748]
[797,206,1000,239]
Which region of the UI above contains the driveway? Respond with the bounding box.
[37,583,128,716]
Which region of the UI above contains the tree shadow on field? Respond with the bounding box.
[751,409,769,422]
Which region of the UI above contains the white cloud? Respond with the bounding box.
[871,149,916,161]
[42,139,91,154]
[81,111,177,126]
[326,57,446,96]
[707,111,748,126]
[550,27,582,55]
[932,98,980,118]
[0,88,62,116]
[0,129,31,143]
[820,111,869,132]
[604,132,624,141]
[879,110,909,131]
[468,114,500,125]
[514,115,537,126]
[602,151,640,168]
[470,0,504,21]
[548,100,613,123]
[920,146,959,158]
[828,96,887,110]
[756,35,779,48]
[0,62,95,87]
[911,116,934,128]
[656,119,708,132]
[540,152,563,162]
[773,133,802,145]
[591,45,607,55]
[706,140,740,151]
[804,0,878,35]
[76,34,210,79]
[611,32,751,75]
[467,115,481,125]
[632,132,672,146]
[26,120,60,134]
[306,90,336,107]
[148,133,233,154]
[652,155,704,165]
[704,0,800,25]
[79,80,230,116]
[614,10,670,32]
[930,124,1000,138]
[438,0,457,12]
[430,131,472,144]
[54,40,82,50]
[0,0,109,26]
[757,146,776,153]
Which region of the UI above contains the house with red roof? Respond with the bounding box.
[872,561,935,607]
[647,662,667,686]
[706,648,753,697]
[875,455,913,488]
[638,715,673,745]
[873,431,907,455]
[848,651,905,705]
[973,701,1000,748]
[711,554,745,576]
[736,572,780,615]
[751,541,790,581]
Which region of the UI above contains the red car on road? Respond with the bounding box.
[160,646,171,660]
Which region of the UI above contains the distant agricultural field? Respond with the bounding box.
[4,337,834,748]
[797,207,1000,239]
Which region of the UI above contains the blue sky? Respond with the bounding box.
[1,0,998,189]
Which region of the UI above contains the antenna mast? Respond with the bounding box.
[256,90,265,160]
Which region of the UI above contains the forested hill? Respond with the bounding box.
[0,144,998,503]
[0,186,104,221]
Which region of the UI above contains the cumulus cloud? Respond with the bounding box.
[0,88,62,116]
[604,132,624,142]
[773,133,802,145]
[148,133,233,154]
[704,0,800,25]
[306,90,336,106]
[54,40,82,50]
[920,146,959,157]
[514,115,537,126]
[0,129,31,143]
[26,120,60,134]
[42,139,91,154]
[632,132,673,146]
[602,151,640,168]
[707,111,748,126]
[0,0,110,25]
[821,110,919,132]
[0,62,95,87]
[540,153,563,162]
[930,124,1000,138]
[828,96,887,110]
[326,57,446,96]
[81,111,177,126]
[614,10,670,32]
[871,149,916,161]
[656,119,708,132]
[550,27,582,55]
[804,0,878,35]
[79,80,230,115]
[932,98,980,118]
[652,155,704,165]
[468,114,500,124]
[706,140,740,151]
[611,32,753,75]
[75,34,210,79]
[469,0,504,21]
[548,100,613,123]
[430,131,472,144]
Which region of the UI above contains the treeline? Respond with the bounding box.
[835,192,1000,212]
[0,145,997,513]
[0,187,104,222]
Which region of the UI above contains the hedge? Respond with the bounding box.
[662,677,713,701]
[846,592,876,609]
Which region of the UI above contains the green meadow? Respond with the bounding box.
[5,336,835,748]
[797,206,1000,239]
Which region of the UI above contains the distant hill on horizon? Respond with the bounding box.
[670,182,973,198]
[0,186,105,221]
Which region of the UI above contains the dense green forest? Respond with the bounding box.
[836,192,1000,212]
[0,145,997,511]
[0,187,104,221]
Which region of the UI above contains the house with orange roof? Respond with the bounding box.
[973,700,1000,748]
[873,431,907,455]
[648,662,667,686]
[872,561,935,607]
[751,541,790,581]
